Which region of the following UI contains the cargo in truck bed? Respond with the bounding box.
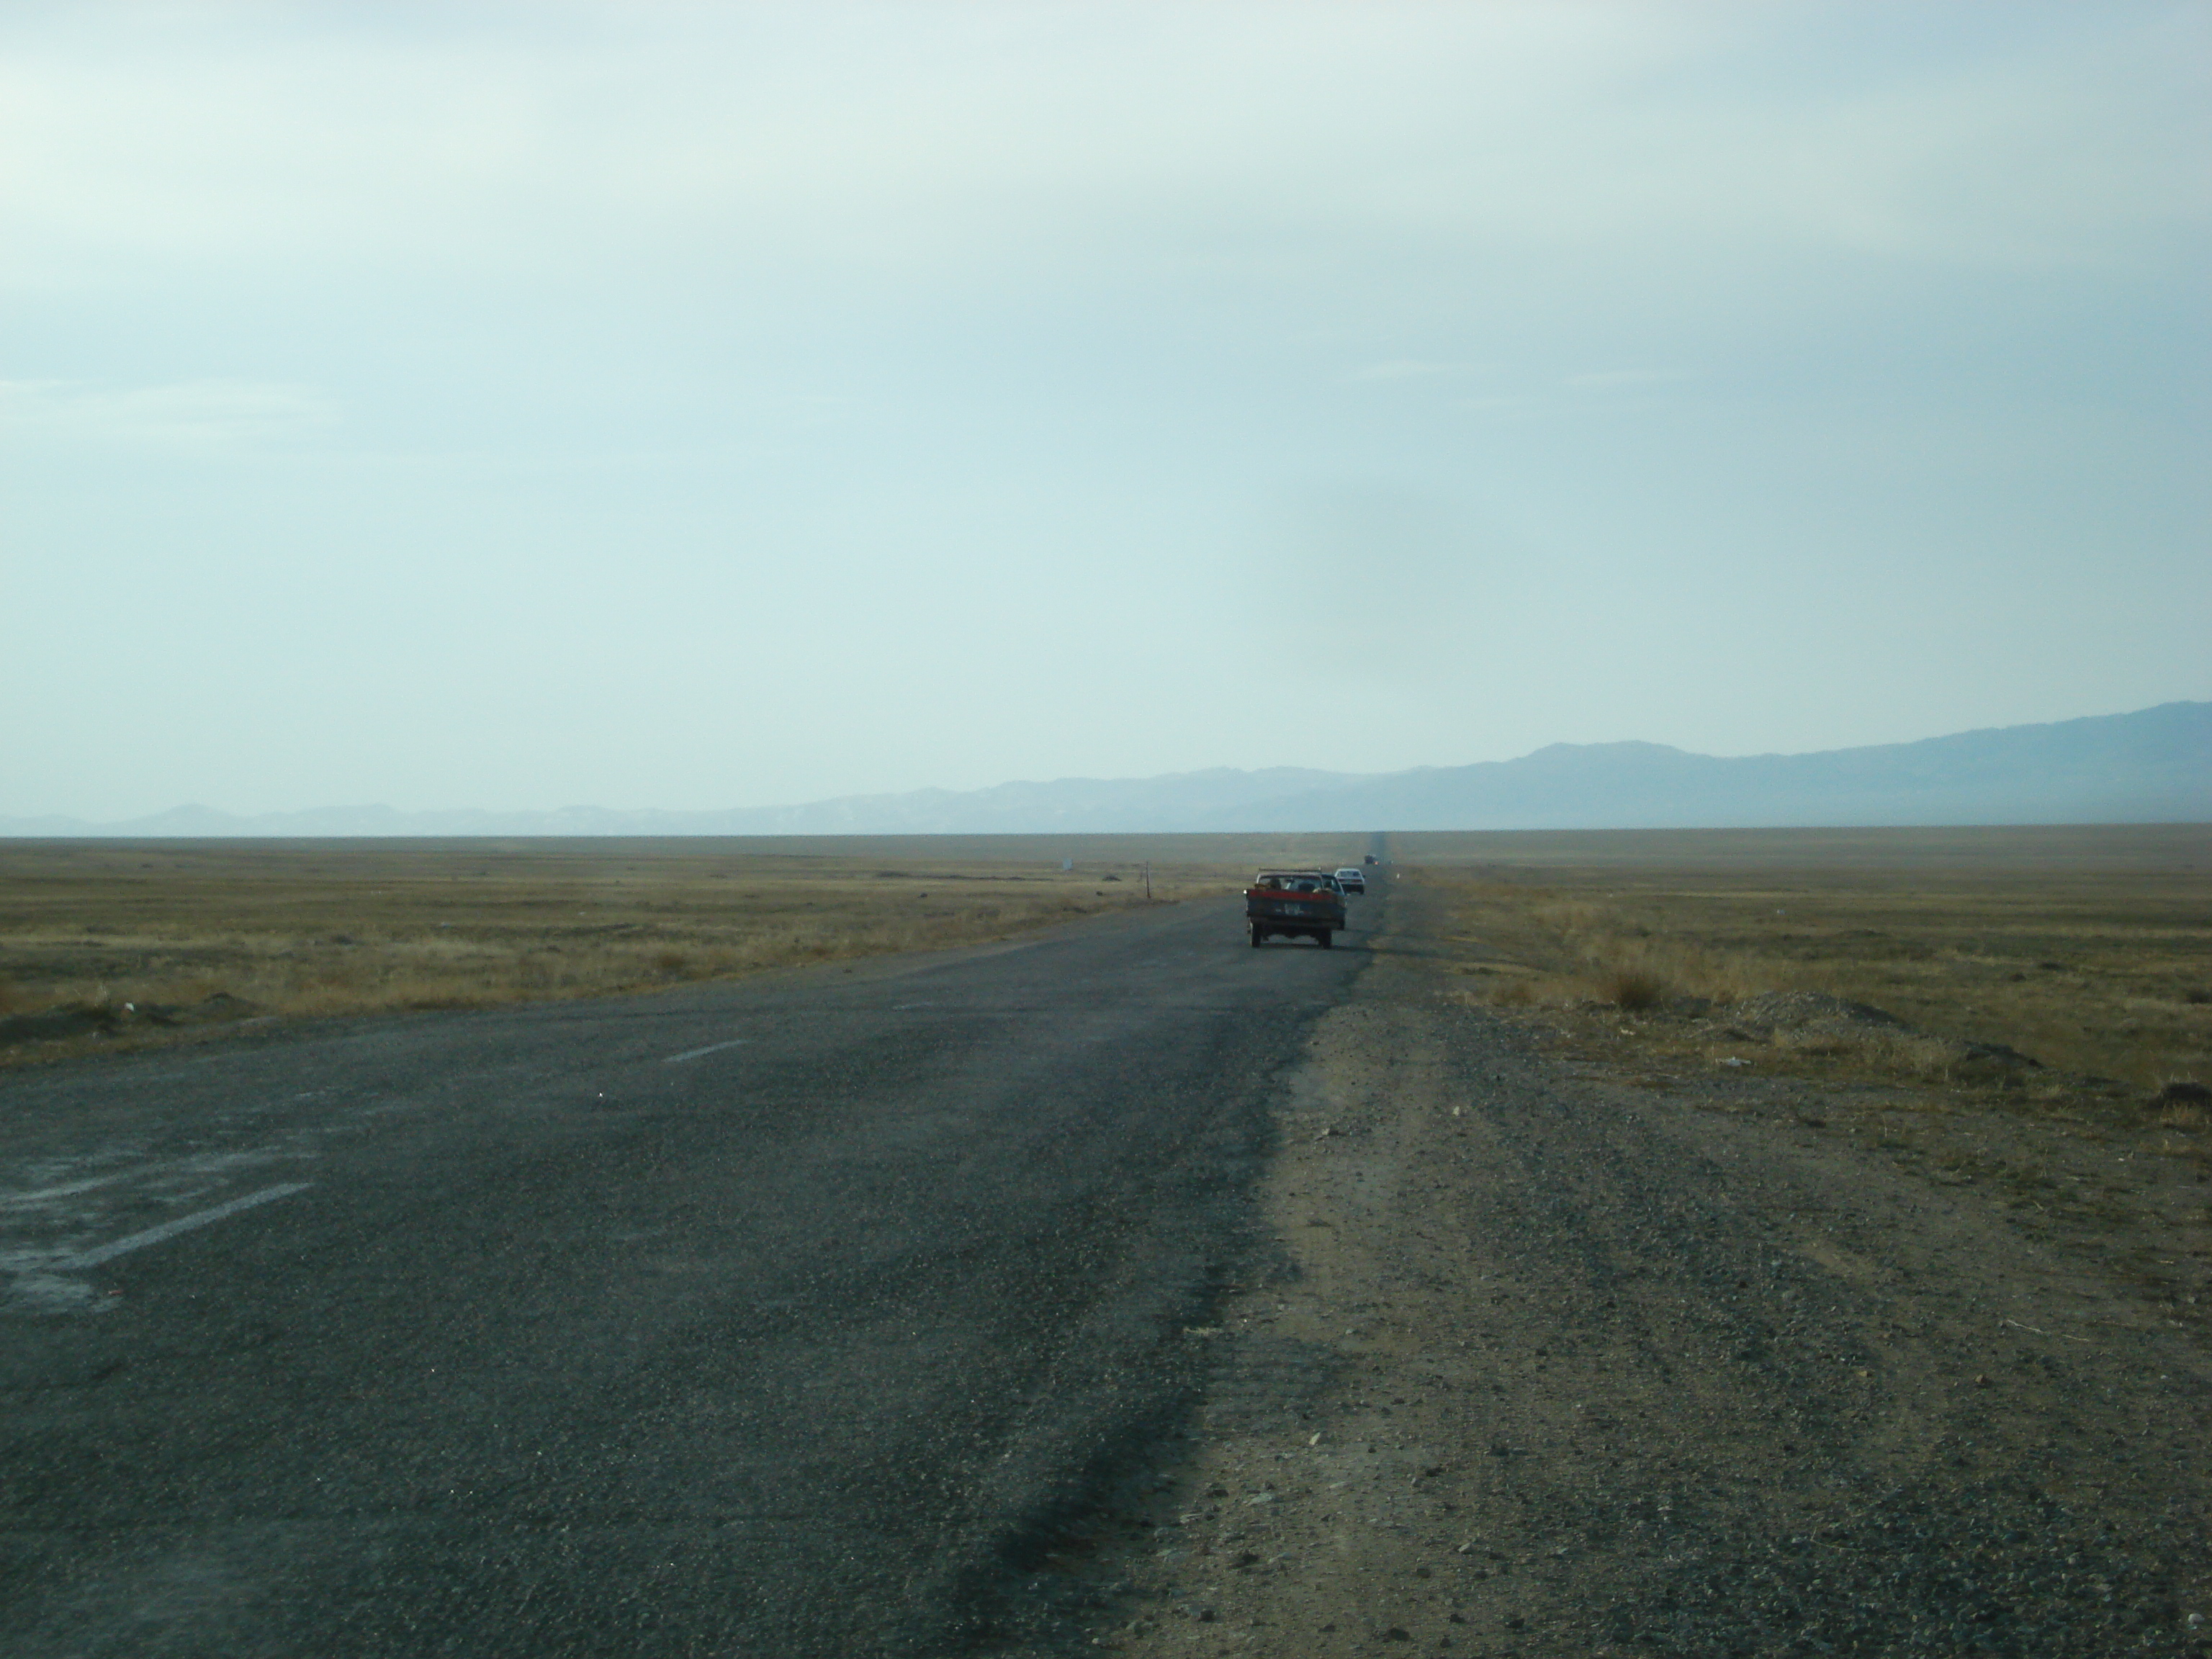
[1244,871,1346,948]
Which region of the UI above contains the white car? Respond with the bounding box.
[1334,867,1367,894]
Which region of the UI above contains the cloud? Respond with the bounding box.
[1251,481,1529,688]
[1563,369,1688,390]
[0,378,340,448]
[0,2,2200,303]
[1349,360,1472,383]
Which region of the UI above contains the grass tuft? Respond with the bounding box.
[1595,965,1671,1011]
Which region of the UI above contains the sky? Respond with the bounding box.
[4,1,2207,819]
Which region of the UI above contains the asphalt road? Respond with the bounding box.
[1,886,1377,1657]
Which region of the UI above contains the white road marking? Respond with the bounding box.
[664,1039,749,1064]
[63,1182,313,1271]
[0,1174,129,1209]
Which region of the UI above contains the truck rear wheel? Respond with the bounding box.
[1250,925,1264,948]
[1319,930,1334,949]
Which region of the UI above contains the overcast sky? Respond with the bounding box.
[4,1,2206,818]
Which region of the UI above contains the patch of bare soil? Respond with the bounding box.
[1059,911,2211,1653]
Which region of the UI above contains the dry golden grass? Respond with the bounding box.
[0,834,1373,1064]
[1399,825,2212,1102]
[1395,830,2212,1308]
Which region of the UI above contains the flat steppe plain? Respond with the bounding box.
[2,826,2207,1654]
[0,834,1371,1064]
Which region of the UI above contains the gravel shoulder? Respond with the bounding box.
[1078,876,2211,1656]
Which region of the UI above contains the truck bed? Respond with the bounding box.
[1245,877,1346,946]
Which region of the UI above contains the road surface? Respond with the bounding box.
[1,889,1376,1657]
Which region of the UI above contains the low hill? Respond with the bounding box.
[5,702,2204,837]
[1216,701,2211,831]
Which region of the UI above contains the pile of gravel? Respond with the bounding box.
[1725,992,1912,1035]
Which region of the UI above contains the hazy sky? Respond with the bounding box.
[5,1,2206,818]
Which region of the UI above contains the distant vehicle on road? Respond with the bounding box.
[1246,871,1347,949]
[1334,867,1367,894]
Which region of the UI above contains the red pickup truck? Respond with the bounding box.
[1245,871,1347,949]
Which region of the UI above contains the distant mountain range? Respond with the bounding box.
[6,702,2206,837]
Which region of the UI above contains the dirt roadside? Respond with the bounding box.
[1066,880,2211,1655]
